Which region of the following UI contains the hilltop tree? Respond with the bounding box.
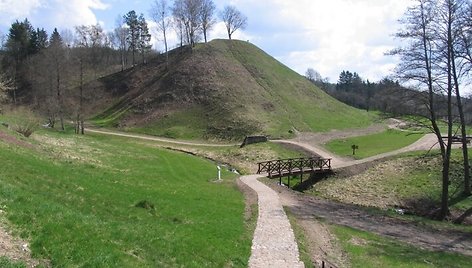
[150,0,171,62]
[200,0,216,43]
[220,5,247,40]
[173,0,203,47]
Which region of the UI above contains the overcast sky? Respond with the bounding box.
[0,0,412,83]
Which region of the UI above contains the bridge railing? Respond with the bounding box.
[257,157,331,177]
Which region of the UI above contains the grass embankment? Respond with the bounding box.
[331,225,472,267]
[325,129,424,159]
[0,126,252,267]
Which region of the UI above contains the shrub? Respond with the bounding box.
[7,107,40,138]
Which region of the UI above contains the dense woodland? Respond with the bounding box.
[307,69,472,125]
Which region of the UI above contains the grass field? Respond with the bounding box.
[331,225,472,267]
[325,129,424,159]
[0,126,252,267]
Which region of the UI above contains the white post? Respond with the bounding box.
[217,165,221,181]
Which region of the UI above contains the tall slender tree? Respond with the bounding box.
[200,0,216,43]
[138,15,152,64]
[150,0,171,63]
[124,10,140,66]
[114,15,129,71]
[48,28,66,130]
[391,0,451,219]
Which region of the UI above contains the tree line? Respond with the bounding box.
[0,0,248,134]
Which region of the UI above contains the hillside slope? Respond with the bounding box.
[90,39,373,140]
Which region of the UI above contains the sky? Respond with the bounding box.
[0,0,412,83]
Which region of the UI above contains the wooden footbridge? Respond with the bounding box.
[257,157,332,186]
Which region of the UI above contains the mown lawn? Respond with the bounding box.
[331,225,472,267]
[0,127,251,267]
[325,129,424,159]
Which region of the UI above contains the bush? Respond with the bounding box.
[7,107,40,138]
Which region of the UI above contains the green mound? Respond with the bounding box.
[91,39,374,140]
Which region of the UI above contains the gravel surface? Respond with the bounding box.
[240,175,304,268]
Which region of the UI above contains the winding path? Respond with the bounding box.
[240,175,304,268]
[273,133,441,169]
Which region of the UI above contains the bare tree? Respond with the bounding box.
[200,0,216,43]
[48,28,67,130]
[173,0,203,47]
[305,68,323,83]
[391,0,451,219]
[150,0,171,63]
[436,0,471,196]
[114,15,129,71]
[220,5,247,40]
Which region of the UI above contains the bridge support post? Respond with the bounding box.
[300,168,303,184]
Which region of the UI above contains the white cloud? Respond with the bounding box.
[231,0,411,82]
[0,0,43,24]
[0,0,109,31]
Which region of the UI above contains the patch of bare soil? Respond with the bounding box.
[296,217,350,268]
[267,180,472,258]
[0,222,49,267]
[0,129,34,149]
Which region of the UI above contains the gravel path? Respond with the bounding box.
[240,175,304,268]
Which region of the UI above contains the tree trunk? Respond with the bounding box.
[451,48,471,195]
[56,63,64,131]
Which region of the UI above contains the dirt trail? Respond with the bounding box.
[269,182,472,257]
[273,133,440,169]
[85,128,238,147]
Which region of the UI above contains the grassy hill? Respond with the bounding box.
[91,39,374,140]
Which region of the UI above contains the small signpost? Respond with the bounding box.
[217,165,221,181]
[351,144,359,155]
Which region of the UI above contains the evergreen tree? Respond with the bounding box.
[124,10,140,65]
[138,15,152,64]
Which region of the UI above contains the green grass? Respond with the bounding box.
[0,127,251,267]
[325,129,424,159]
[0,257,27,268]
[331,225,472,267]
[311,149,472,227]
[285,210,314,267]
[91,100,131,127]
